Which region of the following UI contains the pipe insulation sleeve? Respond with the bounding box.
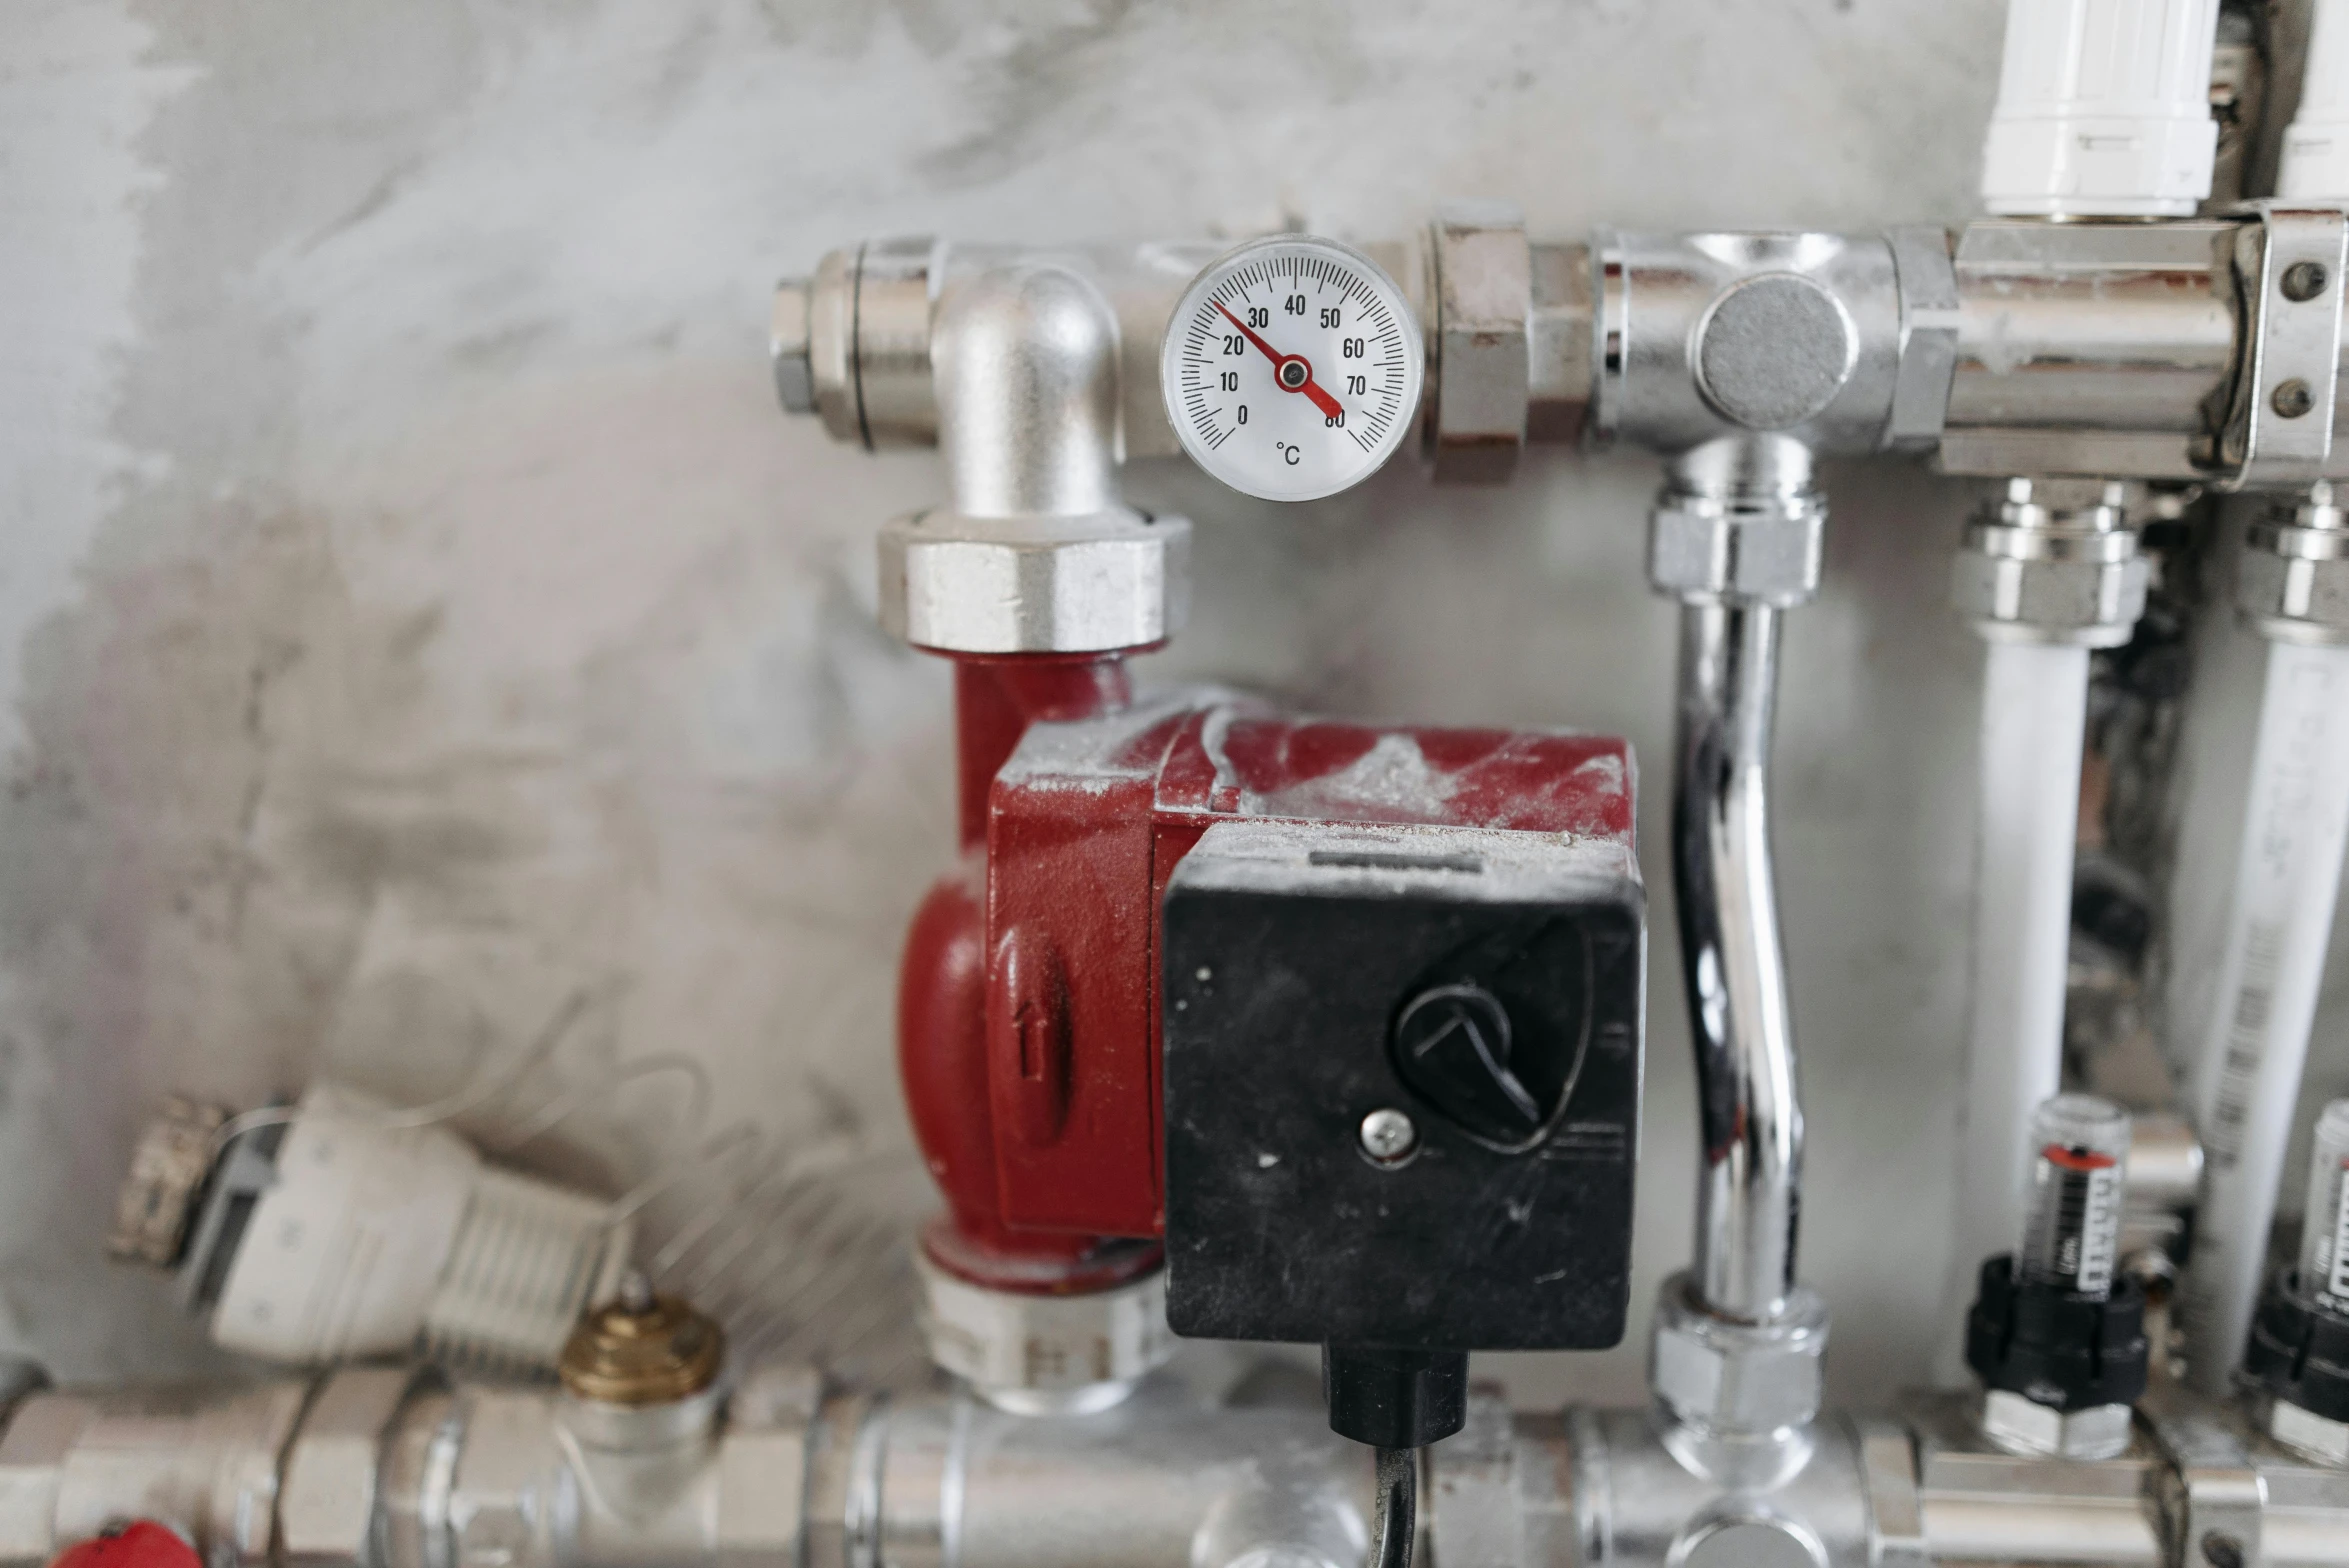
[1979,0,2221,218]
[1953,641,2091,1313]
[2182,640,2349,1394]
[2281,0,2349,200]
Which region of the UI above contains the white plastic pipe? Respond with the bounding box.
[2281,0,2349,200]
[1955,641,2093,1291]
[1980,0,2221,217]
[2182,641,2349,1394]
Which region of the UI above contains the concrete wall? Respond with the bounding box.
[1,0,2333,1407]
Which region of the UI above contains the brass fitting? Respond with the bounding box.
[558,1276,724,1407]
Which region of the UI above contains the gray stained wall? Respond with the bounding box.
[1,0,2339,1405]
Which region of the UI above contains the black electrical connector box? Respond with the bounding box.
[1161,819,1644,1357]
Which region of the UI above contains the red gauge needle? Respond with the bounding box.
[1215,300,1345,421]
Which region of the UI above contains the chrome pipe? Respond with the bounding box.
[1671,596,1802,1323]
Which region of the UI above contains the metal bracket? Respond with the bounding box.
[1856,1419,1931,1568]
[2217,205,2348,489]
[2146,1394,2269,1568]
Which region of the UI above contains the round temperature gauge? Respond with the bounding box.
[1161,235,1424,502]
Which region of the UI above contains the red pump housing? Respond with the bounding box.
[899,654,1636,1292]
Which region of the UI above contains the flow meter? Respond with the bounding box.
[1160,235,1424,501]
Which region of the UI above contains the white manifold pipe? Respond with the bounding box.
[1979,0,2220,218]
[2182,641,2349,1393]
[1956,641,2093,1290]
[2281,0,2349,200]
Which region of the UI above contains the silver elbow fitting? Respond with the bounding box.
[875,257,1189,655]
[933,262,1124,522]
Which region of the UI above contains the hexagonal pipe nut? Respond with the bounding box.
[1952,524,2148,647]
[443,1389,562,1568]
[2240,517,2349,645]
[770,279,815,415]
[879,508,1190,655]
[1649,491,1826,607]
[1980,1389,2133,1461]
[914,1250,1173,1414]
[1429,203,1531,483]
[282,1367,430,1568]
[2268,1394,2349,1465]
[1650,1273,1828,1438]
[715,1369,821,1568]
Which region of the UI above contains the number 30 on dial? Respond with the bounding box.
[1159,235,1426,503]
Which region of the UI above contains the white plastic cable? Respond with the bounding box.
[2182,641,2349,1393]
[1980,0,2221,217]
[2281,0,2349,200]
[1955,642,2093,1292]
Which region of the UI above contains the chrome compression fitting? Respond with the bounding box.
[1953,477,2149,649]
[2242,480,2349,644]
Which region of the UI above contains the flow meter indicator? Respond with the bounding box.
[1161,236,1424,502]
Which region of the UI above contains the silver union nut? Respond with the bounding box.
[1952,528,2147,646]
[2268,1394,2349,1466]
[879,509,1191,655]
[2240,492,2349,644]
[770,279,815,415]
[1954,481,2147,647]
[914,1250,1173,1415]
[282,1368,425,1568]
[715,1364,821,1568]
[1428,202,1531,483]
[1650,1274,1828,1437]
[1980,1389,2133,1460]
[1649,491,1825,606]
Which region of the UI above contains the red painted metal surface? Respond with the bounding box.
[900,664,1639,1287]
[49,1524,199,1568]
[904,652,1165,1293]
[951,657,1133,849]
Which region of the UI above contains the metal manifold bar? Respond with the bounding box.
[2,1367,2347,1568]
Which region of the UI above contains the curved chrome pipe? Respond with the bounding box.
[1671,598,1803,1323]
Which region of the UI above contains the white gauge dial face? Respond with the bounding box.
[1161,235,1424,502]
